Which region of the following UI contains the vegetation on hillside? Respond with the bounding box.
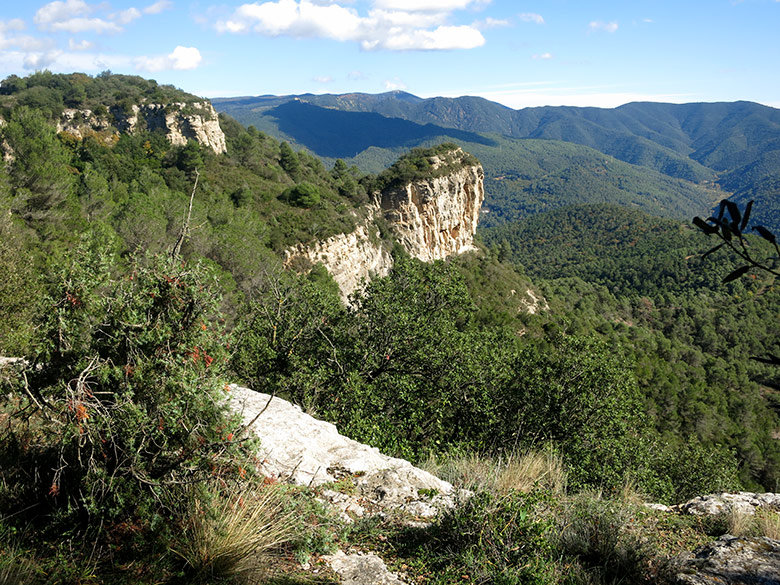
[1,72,778,583]
[482,204,780,490]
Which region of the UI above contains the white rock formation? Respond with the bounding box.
[323,550,407,585]
[379,151,484,263]
[286,147,485,301]
[228,385,460,520]
[57,101,227,154]
[679,492,780,516]
[675,535,780,585]
[284,220,393,303]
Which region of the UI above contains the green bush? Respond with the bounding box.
[0,248,250,569]
[280,182,321,207]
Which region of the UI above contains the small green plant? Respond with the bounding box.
[393,490,560,585]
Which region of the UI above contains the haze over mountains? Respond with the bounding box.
[214,92,780,231]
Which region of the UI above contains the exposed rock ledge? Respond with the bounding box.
[229,385,460,521]
[674,535,780,585]
[284,219,393,303]
[56,101,227,154]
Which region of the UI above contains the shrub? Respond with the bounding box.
[0,248,250,568]
[401,490,559,585]
[280,182,321,207]
[555,494,656,585]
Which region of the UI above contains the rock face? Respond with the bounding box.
[57,101,227,154]
[284,218,393,303]
[679,492,780,516]
[286,147,484,300]
[228,385,460,520]
[323,550,407,585]
[675,535,780,585]
[379,150,484,263]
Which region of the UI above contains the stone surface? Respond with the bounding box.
[323,550,407,585]
[229,386,460,519]
[679,492,780,516]
[57,101,227,154]
[675,535,780,585]
[284,219,393,303]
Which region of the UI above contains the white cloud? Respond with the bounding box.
[384,77,407,90]
[35,0,122,33]
[371,25,483,50]
[313,75,333,83]
[114,8,142,25]
[474,17,509,29]
[518,12,544,24]
[0,19,26,33]
[589,20,618,33]
[217,0,486,50]
[34,0,163,34]
[135,45,202,71]
[532,52,553,60]
[373,0,482,11]
[144,0,173,14]
[68,38,94,50]
[23,50,63,69]
[348,70,366,80]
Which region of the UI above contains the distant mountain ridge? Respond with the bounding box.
[214,92,780,231]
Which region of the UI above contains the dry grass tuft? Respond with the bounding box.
[422,449,567,495]
[494,450,568,494]
[756,508,780,539]
[173,484,297,584]
[725,505,755,537]
[0,551,41,585]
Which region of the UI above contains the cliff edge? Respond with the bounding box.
[285,145,484,301]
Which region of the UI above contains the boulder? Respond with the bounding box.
[675,535,780,585]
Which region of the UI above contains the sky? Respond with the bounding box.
[1,0,779,109]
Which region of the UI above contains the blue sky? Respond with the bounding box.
[1,0,778,108]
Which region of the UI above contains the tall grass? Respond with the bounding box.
[173,485,297,584]
[423,449,567,495]
[756,508,780,539]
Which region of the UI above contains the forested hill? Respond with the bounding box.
[215,93,780,231]
[482,203,780,491]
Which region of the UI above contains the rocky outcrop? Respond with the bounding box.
[284,219,393,303]
[323,551,407,585]
[675,535,780,585]
[680,492,780,516]
[57,101,227,154]
[228,385,461,521]
[286,147,484,300]
[379,149,483,263]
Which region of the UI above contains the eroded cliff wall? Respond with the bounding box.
[56,101,227,154]
[286,147,484,301]
[380,152,484,263]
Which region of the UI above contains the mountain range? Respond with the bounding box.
[214,92,780,231]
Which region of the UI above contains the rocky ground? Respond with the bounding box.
[229,385,780,585]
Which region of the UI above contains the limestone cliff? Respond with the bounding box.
[286,147,484,301]
[56,101,227,154]
[284,217,394,302]
[379,150,484,263]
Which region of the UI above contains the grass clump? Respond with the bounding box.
[423,449,567,495]
[173,485,297,584]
